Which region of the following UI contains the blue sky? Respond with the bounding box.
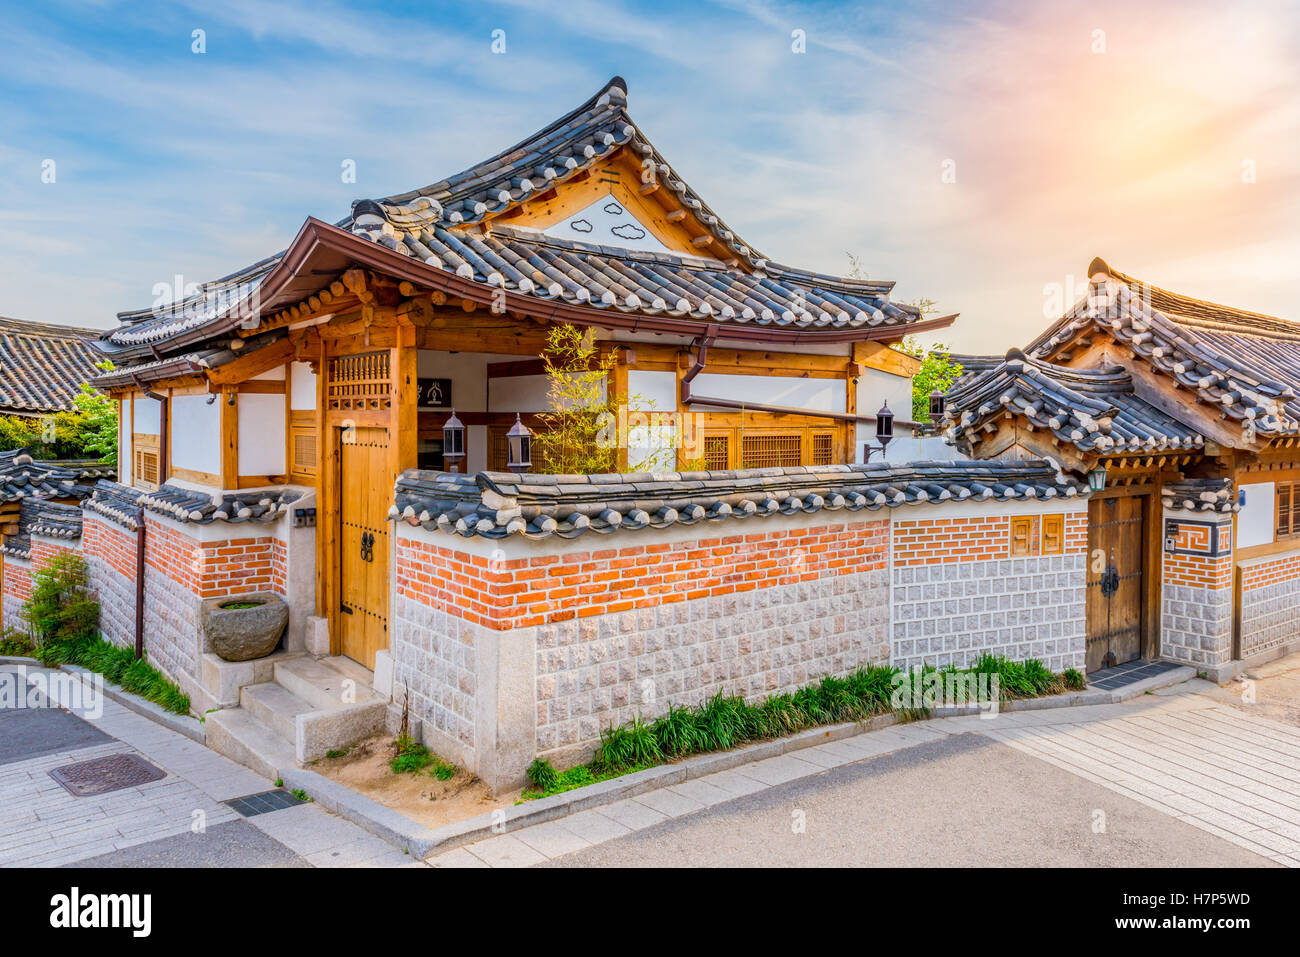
[2,0,1297,352]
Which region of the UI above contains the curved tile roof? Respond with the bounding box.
[82,480,305,529]
[1027,258,1300,436]
[98,77,937,365]
[0,450,91,502]
[942,350,1206,456]
[389,461,1086,540]
[0,317,104,414]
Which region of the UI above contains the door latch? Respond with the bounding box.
[360,531,375,562]
[1100,564,1120,597]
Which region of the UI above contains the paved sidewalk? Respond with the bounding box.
[429,688,1299,867]
[0,665,416,868]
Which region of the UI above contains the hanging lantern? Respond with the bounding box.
[506,414,532,474]
[875,401,894,447]
[1087,466,1107,493]
[442,409,465,474]
[929,390,946,420]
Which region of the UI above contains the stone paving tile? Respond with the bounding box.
[306,837,411,867]
[463,834,548,868]
[426,846,489,867]
[984,701,1299,868]
[554,809,634,844]
[632,786,705,819]
[512,820,595,859]
[248,803,380,858]
[734,754,825,787]
[597,798,669,831]
[787,744,850,769]
[699,769,768,797]
[664,777,737,807]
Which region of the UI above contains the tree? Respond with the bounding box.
[0,361,117,463]
[898,337,963,423]
[533,324,619,474]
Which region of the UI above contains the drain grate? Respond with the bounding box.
[1087,659,1183,692]
[224,789,305,817]
[49,752,167,796]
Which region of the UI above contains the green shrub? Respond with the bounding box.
[693,692,749,751]
[25,553,99,646]
[652,703,706,757]
[594,715,662,771]
[527,757,559,791]
[1062,668,1086,691]
[0,627,34,657]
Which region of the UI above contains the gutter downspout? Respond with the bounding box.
[131,375,169,486]
[134,514,146,660]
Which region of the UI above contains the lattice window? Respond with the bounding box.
[740,433,801,469]
[703,434,730,470]
[1278,482,1300,541]
[326,351,391,413]
[290,411,317,483]
[132,440,161,492]
[812,432,834,466]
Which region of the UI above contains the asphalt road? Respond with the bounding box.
[544,733,1273,867]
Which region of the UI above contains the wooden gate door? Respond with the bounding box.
[337,425,390,669]
[1085,496,1144,672]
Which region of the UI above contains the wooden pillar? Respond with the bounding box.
[612,346,629,472]
[391,320,418,479]
[845,364,859,465]
[316,339,334,626]
[219,387,238,489]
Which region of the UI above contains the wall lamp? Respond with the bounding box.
[861,401,894,463]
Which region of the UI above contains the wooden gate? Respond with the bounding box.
[336,424,390,669]
[1085,496,1144,673]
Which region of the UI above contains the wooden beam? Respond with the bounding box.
[208,337,296,384]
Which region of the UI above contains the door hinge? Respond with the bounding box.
[340,603,354,615]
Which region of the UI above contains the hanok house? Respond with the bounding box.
[34,75,1028,786]
[941,257,1300,682]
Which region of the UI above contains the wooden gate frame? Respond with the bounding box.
[1087,484,1163,663]
[315,323,417,662]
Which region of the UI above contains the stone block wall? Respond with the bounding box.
[891,507,1088,671]
[393,500,1092,788]
[1161,515,1234,668]
[83,515,137,648]
[1238,549,1300,660]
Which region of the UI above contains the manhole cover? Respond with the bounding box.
[48,752,167,796]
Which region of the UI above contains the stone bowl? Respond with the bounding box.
[201,592,289,662]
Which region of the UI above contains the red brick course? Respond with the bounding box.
[397,520,890,630]
[893,512,1086,566]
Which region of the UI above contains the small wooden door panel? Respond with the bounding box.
[1085,496,1144,673]
[337,425,390,669]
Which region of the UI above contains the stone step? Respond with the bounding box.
[240,681,314,744]
[274,656,382,712]
[319,655,377,690]
[205,708,295,782]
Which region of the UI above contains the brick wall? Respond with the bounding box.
[1161,516,1234,668]
[393,518,893,772]
[2,556,31,630]
[83,515,137,648]
[1238,550,1300,660]
[891,510,1087,671]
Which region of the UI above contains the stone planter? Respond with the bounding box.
[202,592,289,662]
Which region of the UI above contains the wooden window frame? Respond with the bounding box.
[1277,481,1300,542]
[132,433,161,491]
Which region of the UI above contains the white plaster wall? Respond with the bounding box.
[1238,482,1274,549]
[489,373,606,413]
[170,395,220,476]
[692,373,846,413]
[238,393,286,476]
[290,362,317,411]
[252,366,285,381]
[628,370,676,411]
[119,411,132,485]
[133,396,161,434]
[854,366,916,463]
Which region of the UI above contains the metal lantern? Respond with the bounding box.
[875,401,894,447]
[506,413,532,474]
[442,409,465,473]
[1087,466,1107,493]
[929,390,946,420]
